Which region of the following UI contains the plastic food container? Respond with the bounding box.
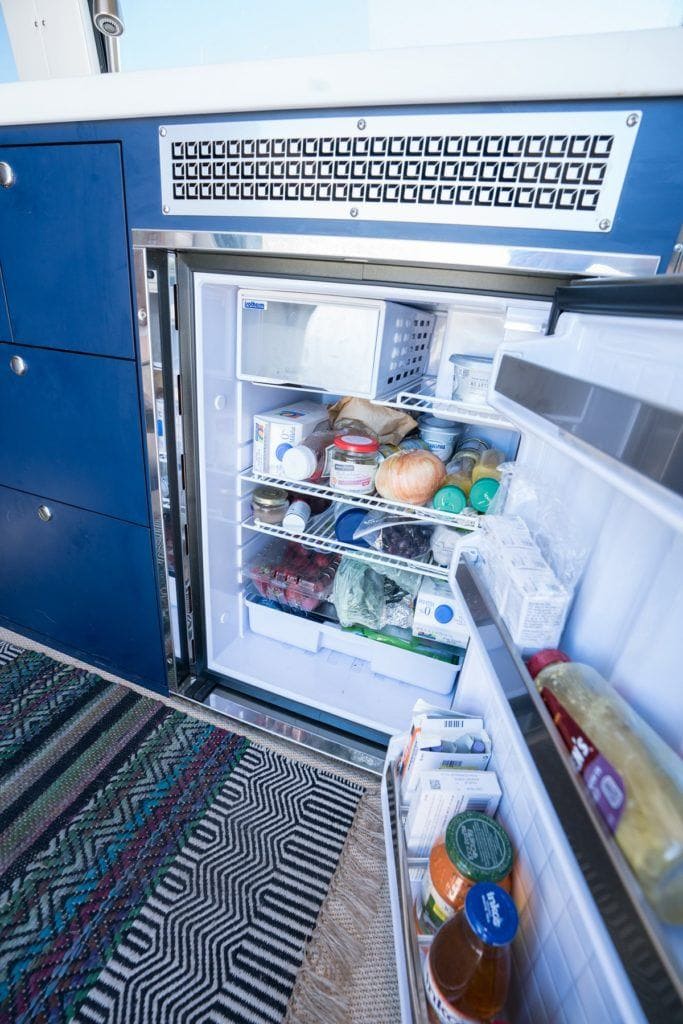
[248,539,340,612]
[251,486,290,525]
[450,354,493,405]
[329,433,380,494]
[418,415,462,462]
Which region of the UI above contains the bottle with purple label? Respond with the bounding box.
[527,649,683,924]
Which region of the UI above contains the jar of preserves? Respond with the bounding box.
[416,811,513,936]
[425,882,518,1024]
[251,486,290,525]
[329,433,380,494]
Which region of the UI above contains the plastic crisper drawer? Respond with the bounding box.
[236,289,435,399]
[381,640,645,1024]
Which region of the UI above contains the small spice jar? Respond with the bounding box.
[329,433,380,494]
[416,811,513,936]
[251,486,289,525]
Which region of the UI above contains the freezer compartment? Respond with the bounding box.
[490,305,683,531]
[237,288,435,398]
[383,636,654,1024]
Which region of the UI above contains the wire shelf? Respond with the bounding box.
[377,376,515,431]
[241,470,480,532]
[241,510,449,580]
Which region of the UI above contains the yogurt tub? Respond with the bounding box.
[450,354,493,406]
[418,415,462,461]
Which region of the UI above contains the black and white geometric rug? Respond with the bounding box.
[0,648,366,1024]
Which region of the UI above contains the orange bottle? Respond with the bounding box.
[425,882,518,1023]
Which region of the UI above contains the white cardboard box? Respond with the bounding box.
[404,770,502,857]
[253,400,325,476]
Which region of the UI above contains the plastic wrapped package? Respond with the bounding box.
[487,463,588,593]
[352,511,433,562]
[248,540,340,612]
[332,558,385,629]
[332,557,419,630]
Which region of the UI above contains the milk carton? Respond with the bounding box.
[253,401,325,477]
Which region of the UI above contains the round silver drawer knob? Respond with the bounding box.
[9,355,28,376]
[37,505,53,522]
[0,162,15,188]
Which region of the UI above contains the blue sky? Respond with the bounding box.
[118,0,371,70]
[0,9,17,83]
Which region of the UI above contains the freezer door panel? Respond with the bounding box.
[489,278,683,531]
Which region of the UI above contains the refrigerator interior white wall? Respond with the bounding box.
[515,433,683,755]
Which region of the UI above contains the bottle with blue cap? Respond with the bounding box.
[425,881,518,1023]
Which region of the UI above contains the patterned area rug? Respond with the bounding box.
[0,648,366,1024]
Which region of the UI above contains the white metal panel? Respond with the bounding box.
[159,111,640,231]
[0,0,98,79]
[0,29,681,125]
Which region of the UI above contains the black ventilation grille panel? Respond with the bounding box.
[159,112,640,232]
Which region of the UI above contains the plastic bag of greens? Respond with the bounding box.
[332,557,385,629]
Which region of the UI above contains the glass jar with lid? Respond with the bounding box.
[416,811,513,936]
[251,485,290,525]
[329,433,380,494]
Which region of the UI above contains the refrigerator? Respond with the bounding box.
[133,240,683,1023]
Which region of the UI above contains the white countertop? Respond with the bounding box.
[0,28,681,127]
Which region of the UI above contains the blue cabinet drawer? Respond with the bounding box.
[0,342,149,526]
[0,483,166,691]
[0,270,10,342]
[0,142,134,358]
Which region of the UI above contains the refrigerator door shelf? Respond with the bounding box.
[434,554,683,1022]
[489,307,683,532]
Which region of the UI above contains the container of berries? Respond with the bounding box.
[248,540,341,612]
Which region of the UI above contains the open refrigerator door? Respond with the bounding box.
[377,278,683,1023]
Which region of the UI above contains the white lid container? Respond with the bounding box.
[418,414,462,461]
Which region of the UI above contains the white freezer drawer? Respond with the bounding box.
[236,289,434,398]
[381,561,682,1023]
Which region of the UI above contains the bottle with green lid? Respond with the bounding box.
[469,448,505,512]
[416,811,514,936]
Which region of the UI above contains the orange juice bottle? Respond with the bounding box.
[425,882,518,1023]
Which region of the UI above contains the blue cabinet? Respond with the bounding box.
[0,483,165,690]
[0,143,134,358]
[0,342,149,525]
[0,268,10,342]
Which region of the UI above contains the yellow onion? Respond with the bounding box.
[375,449,446,505]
